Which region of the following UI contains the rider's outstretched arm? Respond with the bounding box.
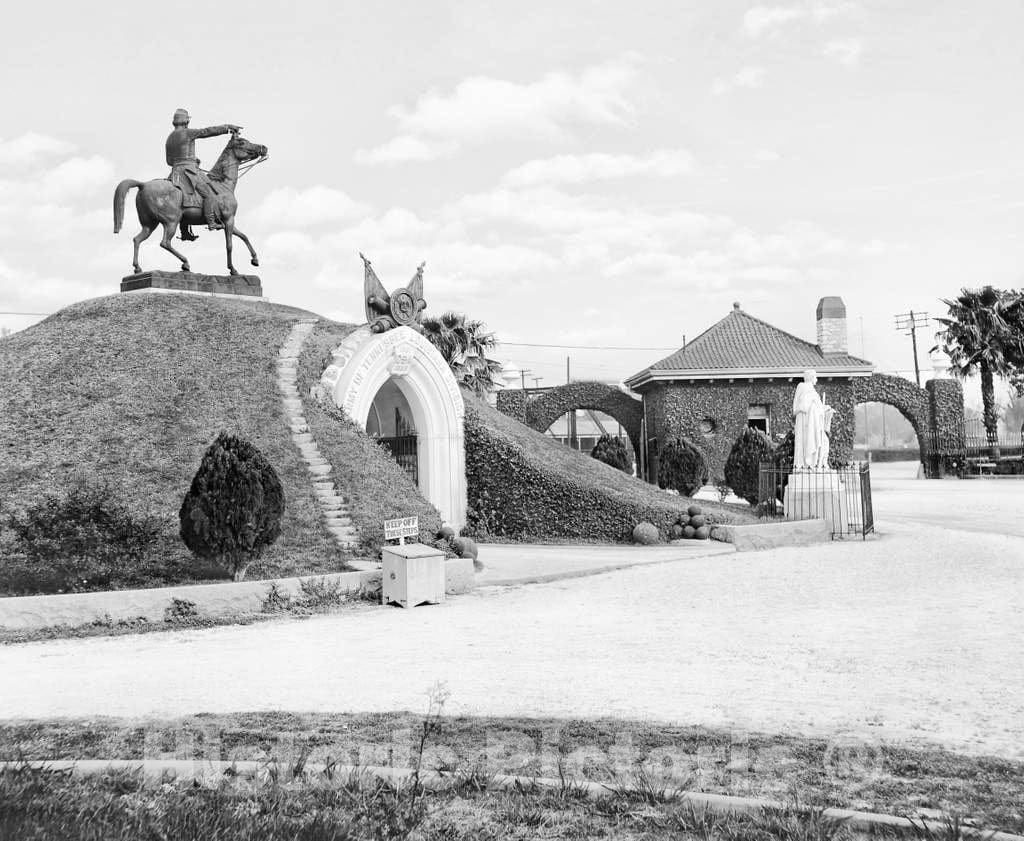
[188,124,242,139]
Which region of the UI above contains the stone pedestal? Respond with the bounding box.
[783,469,851,535]
[121,271,263,299]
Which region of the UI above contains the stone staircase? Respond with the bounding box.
[277,319,360,553]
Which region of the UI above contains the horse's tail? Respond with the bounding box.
[112,179,143,233]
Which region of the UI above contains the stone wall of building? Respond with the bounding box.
[644,379,857,481]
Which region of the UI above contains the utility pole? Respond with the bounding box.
[532,377,543,389]
[565,355,575,449]
[520,369,531,391]
[894,310,930,386]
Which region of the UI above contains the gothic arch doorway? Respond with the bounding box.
[320,325,467,526]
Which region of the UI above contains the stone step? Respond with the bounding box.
[283,399,303,411]
[292,432,313,444]
[308,464,331,477]
[324,516,352,528]
[305,459,330,469]
[312,481,335,491]
[328,526,357,538]
[316,491,347,503]
[290,423,308,434]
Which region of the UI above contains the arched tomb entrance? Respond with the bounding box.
[320,325,467,526]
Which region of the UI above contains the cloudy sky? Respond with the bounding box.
[1,0,1022,395]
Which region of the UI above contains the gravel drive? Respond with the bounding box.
[2,473,1022,759]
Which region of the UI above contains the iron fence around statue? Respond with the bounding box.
[757,461,874,539]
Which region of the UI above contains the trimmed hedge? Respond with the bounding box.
[590,434,634,473]
[724,427,774,505]
[179,432,285,581]
[463,395,749,543]
[656,437,709,497]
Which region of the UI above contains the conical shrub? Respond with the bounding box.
[656,437,708,497]
[590,434,634,474]
[179,431,284,581]
[724,426,774,505]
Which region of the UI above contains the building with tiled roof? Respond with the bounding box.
[625,296,874,481]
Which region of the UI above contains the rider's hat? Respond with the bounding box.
[172,108,190,126]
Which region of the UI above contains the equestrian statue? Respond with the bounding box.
[113,108,268,275]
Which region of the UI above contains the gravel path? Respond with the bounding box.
[3,476,1023,758]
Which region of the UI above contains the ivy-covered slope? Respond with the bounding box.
[0,293,345,582]
[463,394,753,542]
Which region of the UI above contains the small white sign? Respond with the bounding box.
[384,516,419,542]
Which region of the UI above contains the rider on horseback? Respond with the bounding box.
[166,108,242,239]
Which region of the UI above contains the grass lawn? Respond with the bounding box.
[0,762,936,841]
[2,712,1021,835]
[0,293,351,593]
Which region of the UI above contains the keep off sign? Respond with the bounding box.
[384,516,419,542]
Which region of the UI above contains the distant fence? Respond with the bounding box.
[758,462,874,539]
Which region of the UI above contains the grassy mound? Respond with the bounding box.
[0,293,347,593]
[463,396,753,542]
[296,322,444,555]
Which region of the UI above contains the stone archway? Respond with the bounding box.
[852,373,966,473]
[852,373,930,462]
[516,381,644,466]
[320,325,467,526]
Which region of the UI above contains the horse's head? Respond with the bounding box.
[229,134,268,162]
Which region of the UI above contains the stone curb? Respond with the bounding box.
[0,559,476,632]
[711,518,832,551]
[2,760,1015,840]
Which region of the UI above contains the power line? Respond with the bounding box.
[0,311,50,316]
[501,341,678,351]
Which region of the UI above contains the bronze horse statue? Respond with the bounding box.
[113,135,268,275]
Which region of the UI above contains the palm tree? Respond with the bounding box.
[421,311,503,397]
[934,286,1024,457]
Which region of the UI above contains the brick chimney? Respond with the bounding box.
[816,296,847,354]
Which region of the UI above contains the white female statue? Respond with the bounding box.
[793,369,829,468]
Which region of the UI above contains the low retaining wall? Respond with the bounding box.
[0,559,476,632]
[712,519,831,551]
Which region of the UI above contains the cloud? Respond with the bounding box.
[355,55,644,164]
[249,186,370,228]
[822,38,864,66]
[39,156,115,200]
[712,65,766,95]
[353,135,456,165]
[500,149,694,188]
[753,149,781,163]
[0,133,76,168]
[741,1,857,38]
